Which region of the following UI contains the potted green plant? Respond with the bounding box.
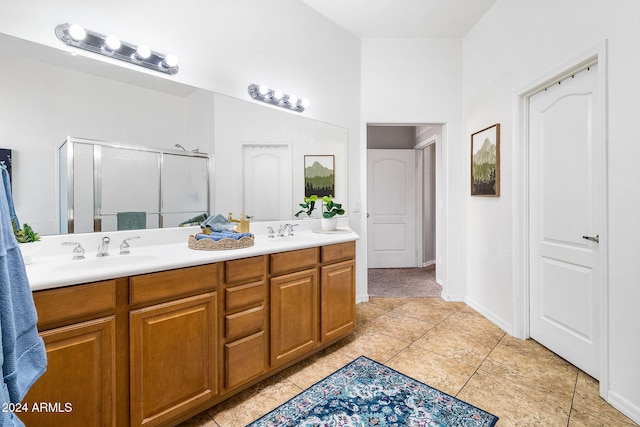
[320,195,345,231]
[294,195,318,218]
[12,220,41,265]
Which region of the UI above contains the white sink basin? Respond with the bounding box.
[52,255,159,272]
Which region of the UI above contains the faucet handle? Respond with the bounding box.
[267,227,275,238]
[62,242,85,260]
[120,236,140,255]
[287,224,299,236]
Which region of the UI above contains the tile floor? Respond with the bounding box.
[178,297,638,427]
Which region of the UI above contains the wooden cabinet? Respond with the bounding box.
[128,264,218,427]
[24,280,118,427]
[320,242,356,342]
[321,259,356,342]
[130,293,217,427]
[28,239,356,427]
[270,268,319,367]
[222,256,268,391]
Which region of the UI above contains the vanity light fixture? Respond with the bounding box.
[55,23,179,75]
[248,84,309,113]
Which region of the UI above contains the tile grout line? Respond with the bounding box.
[453,330,507,398]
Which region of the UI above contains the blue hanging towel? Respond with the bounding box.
[0,167,19,230]
[0,169,47,426]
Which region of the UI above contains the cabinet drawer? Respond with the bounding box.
[224,331,266,389]
[225,256,266,285]
[34,280,116,330]
[321,241,356,264]
[225,306,264,341]
[225,281,265,312]
[129,263,218,306]
[270,247,318,276]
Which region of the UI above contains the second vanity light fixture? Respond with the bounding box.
[248,84,309,113]
[55,23,179,75]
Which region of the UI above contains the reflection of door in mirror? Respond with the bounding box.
[243,144,291,221]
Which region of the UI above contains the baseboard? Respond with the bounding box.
[356,293,370,304]
[422,260,436,269]
[607,390,640,425]
[464,296,514,336]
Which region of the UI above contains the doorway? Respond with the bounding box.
[366,124,440,297]
[514,43,608,394]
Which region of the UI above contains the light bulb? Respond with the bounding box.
[287,96,299,106]
[301,99,310,108]
[104,35,121,51]
[162,54,178,68]
[258,85,269,96]
[68,24,86,41]
[135,45,151,60]
[273,90,283,101]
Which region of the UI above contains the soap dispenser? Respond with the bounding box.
[238,214,250,233]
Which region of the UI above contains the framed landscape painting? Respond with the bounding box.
[471,123,500,196]
[304,155,334,197]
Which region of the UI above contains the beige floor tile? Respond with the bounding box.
[335,329,409,363]
[367,296,411,312]
[411,324,497,367]
[385,345,477,396]
[479,336,578,401]
[366,311,436,342]
[569,405,639,427]
[280,348,353,389]
[355,302,388,325]
[209,375,302,427]
[571,371,639,426]
[438,309,506,342]
[457,371,572,427]
[391,299,460,323]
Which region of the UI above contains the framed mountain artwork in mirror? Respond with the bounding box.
[471,123,500,196]
[304,155,335,197]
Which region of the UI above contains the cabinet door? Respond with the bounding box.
[321,259,356,342]
[130,293,217,427]
[270,268,318,367]
[20,317,116,427]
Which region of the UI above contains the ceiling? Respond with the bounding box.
[301,0,497,39]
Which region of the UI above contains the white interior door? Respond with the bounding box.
[529,65,601,379]
[367,149,417,268]
[243,145,291,221]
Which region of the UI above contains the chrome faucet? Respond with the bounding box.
[277,223,299,237]
[62,242,85,260]
[96,236,111,257]
[119,236,140,255]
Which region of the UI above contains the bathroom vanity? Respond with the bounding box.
[21,225,357,427]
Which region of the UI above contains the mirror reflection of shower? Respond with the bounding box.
[175,144,200,153]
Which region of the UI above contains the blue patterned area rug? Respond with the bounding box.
[248,356,498,427]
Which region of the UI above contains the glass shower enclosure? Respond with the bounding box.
[58,136,210,234]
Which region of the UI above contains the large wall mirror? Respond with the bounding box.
[0,33,348,235]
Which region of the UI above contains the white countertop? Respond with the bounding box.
[24,219,358,291]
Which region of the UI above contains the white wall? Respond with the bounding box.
[361,38,464,299]
[463,0,640,420]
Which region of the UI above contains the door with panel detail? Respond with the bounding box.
[529,65,602,378]
[367,149,417,267]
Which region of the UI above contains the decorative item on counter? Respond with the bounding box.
[294,195,318,218]
[12,221,40,243]
[227,212,251,233]
[201,213,237,231]
[188,213,254,250]
[320,195,345,231]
